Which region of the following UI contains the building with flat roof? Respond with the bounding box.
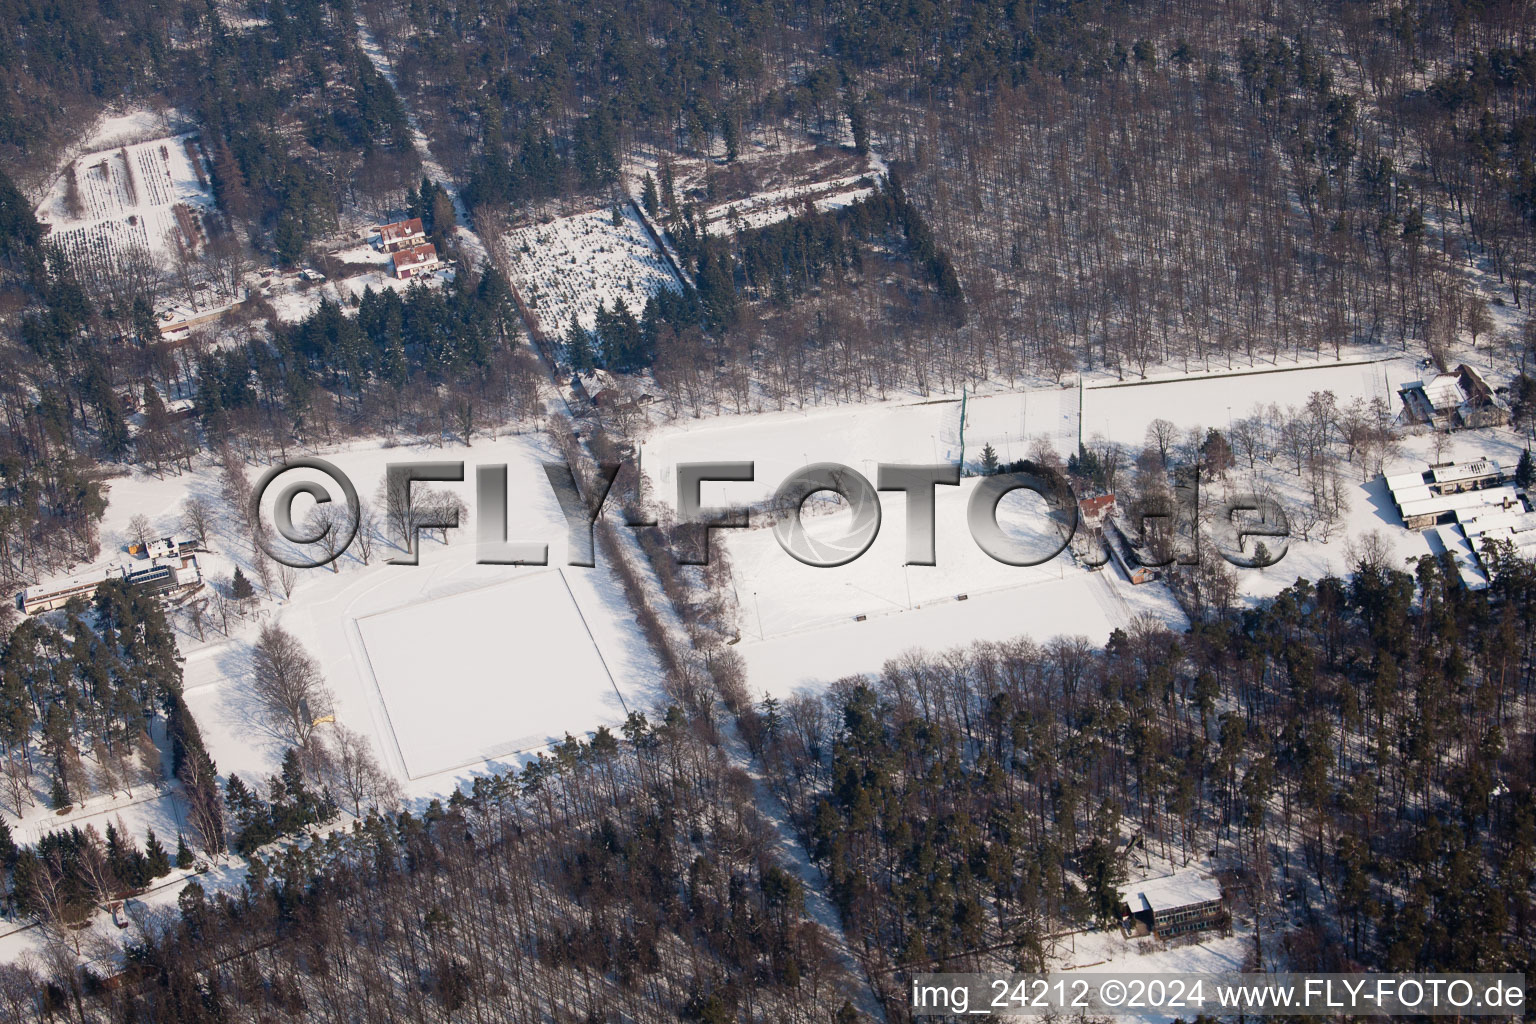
[1382,458,1532,590]
[1396,486,1519,531]
[1384,459,1514,530]
[22,554,203,614]
[1117,869,1225,938]
[1429,458,1503,492]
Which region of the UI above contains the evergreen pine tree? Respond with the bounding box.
[49,775,69,810]
[980,443,1000,475]
[175,833,194,870]
[418,176,437,232]
[145,828,172,878]
[659,154,676,212]
[105,821,130,877]
[566,315,597,374]
[641,174,660,218]
[0,817,16,868]
[1517,448,1534,489]
[846,97,870,155]
[231,567,255,601]
[274,211,306,266]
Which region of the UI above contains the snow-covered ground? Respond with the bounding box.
[93,432,665,801]
[503,206,682,335]
[34,133,216,284]
[638,387,1078,509]
[638,348,1528,697]
[702,173,877,235]
[356,569,627,778]
[1080,355,1402,446]
[724,480,1188,696]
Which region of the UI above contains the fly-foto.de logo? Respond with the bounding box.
[251,457,1290,571]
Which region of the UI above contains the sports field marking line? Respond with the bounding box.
[350,616,414,780]
[1082,354,1396,391]
[556,567,630,719]
[351,568,626,780]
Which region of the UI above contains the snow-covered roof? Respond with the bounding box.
[1457,509,1536,537]
[23,564,126,602]
[379,217,424,244]
[1384,470,1428,493]
[1420,373,1467,411]
[1428,525,1489,590]
[23,553,197,604]
[1120,869,1222,913]
[392,242,438,270]
[1430,459,1502,485]
[1399,485,1519,522]
[1392,483,1434,505]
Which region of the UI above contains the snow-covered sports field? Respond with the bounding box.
[357,570,624,778]
[637,349,1512,697]
[95,432,664,799]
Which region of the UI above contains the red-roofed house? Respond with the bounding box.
[1079,494,1117,531]
[392,243,440,279]
[378,217,426,253]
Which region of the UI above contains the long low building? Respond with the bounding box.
[1384,458,1516,530]
[22,553,203,614]
[1396,486,1521,531]
[1382,457,1534,589]
[1117,869,1225,939]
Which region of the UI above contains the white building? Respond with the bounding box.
[22,553,203,614]
[1117,869,1225,938]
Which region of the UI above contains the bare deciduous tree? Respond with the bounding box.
[180,496,214,549]
[251,624,333,746]
[126,513,154,553]
[354,499,378,565]
[326,724,399,817]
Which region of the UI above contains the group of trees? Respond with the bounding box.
[188,0,419,261]
[1059,389,1398,595]
[0,578,224,947]
[191,265,539,452]
[12,823,190,945]
[892,2,1536,390]
[12,712,864,1023]
[248,623,399,820]
[367,0,1536,408]
[727,539,1536,1016]
[0,582,181,818]
[0,586,401,947]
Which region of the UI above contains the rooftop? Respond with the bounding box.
[392,242,438,268]
[1398,485,1519,522]
[378,217,425,243]
[1430,459,1502,485]
[24,552,200,602]
[1119,868,1222,913]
